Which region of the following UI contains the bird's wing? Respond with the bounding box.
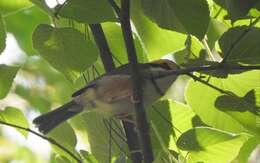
[97,75,134,103]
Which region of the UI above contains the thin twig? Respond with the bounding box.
[103,119,128,155]
[202,38,216,61]
[120,0,154,162]
[0,120,82,163]
[107,0,121,17]
[89,24,115,71]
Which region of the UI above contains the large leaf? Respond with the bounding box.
[0,14,6,54]
[0,107,29,137]
[177,127,240,151]
[72,113,125,163]
[141,0,210,40]
[80,150,98,163]
[237,136,259,163]
[0,64,19,99]
[206,18,228,49]
[177,127,250,163]
[131,0,186,60]
[215,89,260,136]
[213,0,259,22]
[48,122,78,161]
[0,0,31,14]
[219,26,260,64]
[32,24,99,81]
[4,6,50,55]
[57,0,116,24]
[29,0,54,16]
[172,35,204,65]
[185,70,260,133]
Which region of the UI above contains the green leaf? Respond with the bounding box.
[0,107,29,137]
[237,136,259,163]
[29,0,54,16]
[57,0,116,24]
[55,155,71,163]
[177,127,239,151]
[206,18,228,49]
[32,24,99,81]
[80,150,98,163]
[0,0,32,14]
[147,101,174,152]
[215,89,260,136]
[177,127,250,163]
[172,35,204,65]
[0,64,19,99]
[213,0,259,22]
[102,22,147,64]
[219,26,260,64]
[4,6,51,55]
[48,122,78,161]
[0,14,6,54]
[71,112,125,163]
[140,0,210,40]
[185,70,260,133]
[131,0,186,59]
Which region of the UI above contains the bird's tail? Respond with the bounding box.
[33,101,83,134]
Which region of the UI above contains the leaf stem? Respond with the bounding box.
[202,37,216,61]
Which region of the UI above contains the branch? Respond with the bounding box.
[154,64,260,79]
[221,16,260,63]
[89,24,142,163]
[0,120,82,163]
[120,0,154,162]
[107,0,121,17]
[89,24,115,70]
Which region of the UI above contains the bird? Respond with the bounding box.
[33,59,179,134]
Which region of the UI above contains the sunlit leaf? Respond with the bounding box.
[0,64,19,99]
[185,70,260,134]
[0,0,32,14]
[140,0,210,40]
[177,127,239,151]
[80,150,98,163]
[206,18,228,49]
[0,107,29,137]
[237,136,259,163]
[177,127,250,163]
[57,0,116,24]
[215,89,260,136]
[29,0,54,16]
[131,0,186,60]
[172,36,204,65]
[55,155,71,163]
[32,24,99,81]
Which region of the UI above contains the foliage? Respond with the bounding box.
[0,0,259,163]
